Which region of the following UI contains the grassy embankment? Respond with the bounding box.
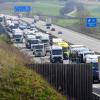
[0,35,66,100]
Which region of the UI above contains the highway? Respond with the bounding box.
[21,17,100,53]
[13,43,50,64]
[1,15,100,97]
[13,42,69,64]
[0,15,69,64]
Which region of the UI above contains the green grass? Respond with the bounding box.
[54,19,79,27]
[0,36,66,100]
[0,2,62,16]
[87,6,100,17]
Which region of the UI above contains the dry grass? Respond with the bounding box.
[0,37,66,100]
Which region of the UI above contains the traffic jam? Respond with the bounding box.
[0,15,100,83]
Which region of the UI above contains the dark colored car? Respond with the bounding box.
[58,31,62,34]
[51,28,55,31]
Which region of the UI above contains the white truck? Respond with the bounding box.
[52,38,63,44]
[69,47,94,63]
[70,45,85,53]
[32,43,46,57]
[24,30,36,38]
[85,55,100,82]
[25,34,39,49]
[34,16,39,22]
[50,45,63,63]
[79,50,95,62]
[36,32,43,39]
[12,29,23,43]
[46,18,52,28]
[40,34,50,53]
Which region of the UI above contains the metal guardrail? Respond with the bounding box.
[93,92,100,100]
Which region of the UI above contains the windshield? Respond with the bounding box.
[63,47,68,52]
[36,36,41,39]
[13,35,22,38]
[84,53,94,56]
[52,50,62,55]
[31,40,39,44]
[42,40,49,43]
[36,50,42,52]
[10,25,18,29]
[34,45,43,49]
[19,25,27,28]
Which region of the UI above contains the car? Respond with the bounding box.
[51,28,55,31]
[58,31,62,34]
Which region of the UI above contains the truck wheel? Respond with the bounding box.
[60,61,63,63]
[50,59,53,63]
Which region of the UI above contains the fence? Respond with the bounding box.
[26,63,92,100]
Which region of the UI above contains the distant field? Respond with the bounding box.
[54,19,79,27]
[87,6,100,17]
[0,1,63,16]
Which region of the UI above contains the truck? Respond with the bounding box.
[36,32,43,39]
[78,50,95,63]
[69,47,94,63]
[32,43,46,57]
[85,55,100,82]
[12,29,23,43]
[57,41,69,60]
[24,30,36,38]
[34,16,39,22]
[46,18,52,28]
[70,45,85,53]
[40,34,50,53]
[50,45,63,63]
[53,38,63,44]
[52,38,69,59]
[25,34,39,49]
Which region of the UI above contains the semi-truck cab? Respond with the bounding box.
[25,35,39,49]
[12,29,23,43]
[52,38,69,59]
[32,43,46,57]
[56,41,69,60]
[41,34,50,52]
[50,45,63,63]
[46,18,52,28]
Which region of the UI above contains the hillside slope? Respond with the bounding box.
[0,37,66,100]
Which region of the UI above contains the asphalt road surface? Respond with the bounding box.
[21,17,100,53]
[93,84,100,96]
